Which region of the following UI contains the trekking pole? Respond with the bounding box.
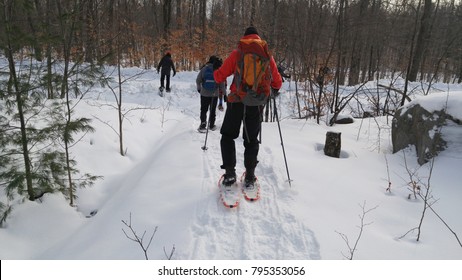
[201,116,210,151]
[273,96,292,187]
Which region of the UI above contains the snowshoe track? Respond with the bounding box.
[183,123,320,259]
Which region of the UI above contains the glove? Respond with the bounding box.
[271,88,280,99]
[173,72,176,77]
[218,103,224,111]
[223,94,227,103]
[197,89,201,93]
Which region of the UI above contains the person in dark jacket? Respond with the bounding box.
[195,56,226,132]
[157,52,176,92]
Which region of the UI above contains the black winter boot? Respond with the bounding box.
[223,168,236,186]
[244,168,256,190]
[245,168,255,182]
[198,122,206,130]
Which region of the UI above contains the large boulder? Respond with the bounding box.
[392,103,461,165]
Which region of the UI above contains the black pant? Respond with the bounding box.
[200,96,218,126]
[220,103,261,172]
[160,73,171,90]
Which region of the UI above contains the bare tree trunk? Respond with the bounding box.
[333,0,346,116]
[402,0,422,106]
[55,0,84,205]
[117,59,125,156]
[43,0,55,99]
[249,0,256,26]
[26,0,42,61]
[200,0,206,42]
[187,0,195,39]
[84,0,99,63]
[162,0,172,41]
[408,0,433,82]
[228,0,234,18]
[458,59,462,84]
[2,0,35,200]
[175,0,182,27]
[348,0,369,86]
[7,54,35,200]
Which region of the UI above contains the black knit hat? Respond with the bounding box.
[244,26,259,36]
[208,55,218,64]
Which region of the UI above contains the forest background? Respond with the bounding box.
[2,0,462,85]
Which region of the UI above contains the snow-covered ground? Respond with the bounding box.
[1,67,462,263]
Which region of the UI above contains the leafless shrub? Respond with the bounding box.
[336,201,378,260]
[121,213,158,260]
[399,157,462,247]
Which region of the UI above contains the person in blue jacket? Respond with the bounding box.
[195,56,226,132]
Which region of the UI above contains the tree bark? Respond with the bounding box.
[408,0,433,82]
[162,0,172,41]
[2,2,35,200]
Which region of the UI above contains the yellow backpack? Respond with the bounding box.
[235,38,272,106]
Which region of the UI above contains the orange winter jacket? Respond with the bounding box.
[213,34,282,103]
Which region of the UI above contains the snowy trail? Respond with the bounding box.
[32,86,321,259]
[182,116,320,260]
[118,84,320,259]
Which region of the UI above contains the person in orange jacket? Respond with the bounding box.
[213,26,282,190]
